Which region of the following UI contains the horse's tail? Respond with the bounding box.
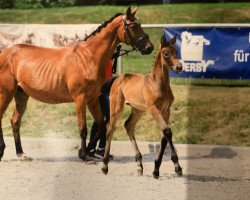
[101,76,118,94]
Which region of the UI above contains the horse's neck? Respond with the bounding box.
[151,48,171,87]
[83,18,121,64]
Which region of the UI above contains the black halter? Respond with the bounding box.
[121,15,149,51]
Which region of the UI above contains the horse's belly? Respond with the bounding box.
[127,101,147,111]
[124,93,147,111]
[19,83,73,104]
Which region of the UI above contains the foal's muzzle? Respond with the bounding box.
[173,64,183,74]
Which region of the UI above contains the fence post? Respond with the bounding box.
[118,55,123,75]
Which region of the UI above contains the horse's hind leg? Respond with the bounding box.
[10,86,31,160]
[102,86,125,174]
[0,86,16,160]
[124,107,144,175]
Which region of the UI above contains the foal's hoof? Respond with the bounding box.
[17,153,33,161]
[137,169,143,176]
[153,170,159,179]
[102,167,108,175]
[175,167,183,177]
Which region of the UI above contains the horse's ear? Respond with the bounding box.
[126,7,131,16]
[131,7,138,16]
[161,35,168,47]
[170,34,177,46]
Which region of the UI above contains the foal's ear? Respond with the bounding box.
[170,34,177,46]
[161,35,168,47]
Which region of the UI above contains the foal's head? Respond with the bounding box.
[117,7,154,55]
[160,35,183,73]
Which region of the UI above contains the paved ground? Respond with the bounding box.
[0,137,249,200]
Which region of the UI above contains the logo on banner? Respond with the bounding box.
[180,31,214,73]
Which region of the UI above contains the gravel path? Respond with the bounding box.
[0,137,249,200]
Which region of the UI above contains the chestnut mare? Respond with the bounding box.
[0,7,154,161]
[102,35,183,178]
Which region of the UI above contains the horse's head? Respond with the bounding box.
[118,7,154,55]
[160,35,183,73]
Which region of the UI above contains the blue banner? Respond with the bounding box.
[164,27,250,79]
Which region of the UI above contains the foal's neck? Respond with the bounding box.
[152,47,170,86]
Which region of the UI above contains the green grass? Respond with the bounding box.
[3,85,250,146]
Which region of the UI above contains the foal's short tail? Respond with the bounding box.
[101,76,118,94]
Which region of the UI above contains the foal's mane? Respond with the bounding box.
[84,13,123,42]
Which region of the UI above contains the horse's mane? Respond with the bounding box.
[84,13,123,42]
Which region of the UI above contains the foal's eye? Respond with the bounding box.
[163,52,170,58]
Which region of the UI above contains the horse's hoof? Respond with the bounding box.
[153,170,159,179]
[102,167,108,175]
[0,150,4,160]
[175,167,183,177]
[17,154,33,161]
[78,149,86,161]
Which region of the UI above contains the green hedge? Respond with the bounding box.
[75,0,115,5]
[0,0,15,8]
[2,0,117,8]
[15,0,74,8]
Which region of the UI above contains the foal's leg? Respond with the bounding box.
[124,107,144,175]
[148,106,182,178]
[162,110,182,176]
[75,94,88,161]
[102,88,125,174]
[10,87,31,160]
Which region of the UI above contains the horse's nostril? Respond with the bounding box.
[146,45,154,54]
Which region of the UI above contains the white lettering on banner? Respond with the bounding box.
[180,31,215,73]
[181,60,214,72]
[234,50,250,62]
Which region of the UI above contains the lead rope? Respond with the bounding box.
[111,44,137,74]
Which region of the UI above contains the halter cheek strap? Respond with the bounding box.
[121,15,149,51]
[122,15,130,45]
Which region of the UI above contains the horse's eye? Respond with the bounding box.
[163,52,170,58]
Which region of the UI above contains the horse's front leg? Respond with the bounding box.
[75,94,88,161]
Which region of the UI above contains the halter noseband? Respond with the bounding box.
[122,15,149,51]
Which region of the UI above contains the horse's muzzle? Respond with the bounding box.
[140,44,154,55]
